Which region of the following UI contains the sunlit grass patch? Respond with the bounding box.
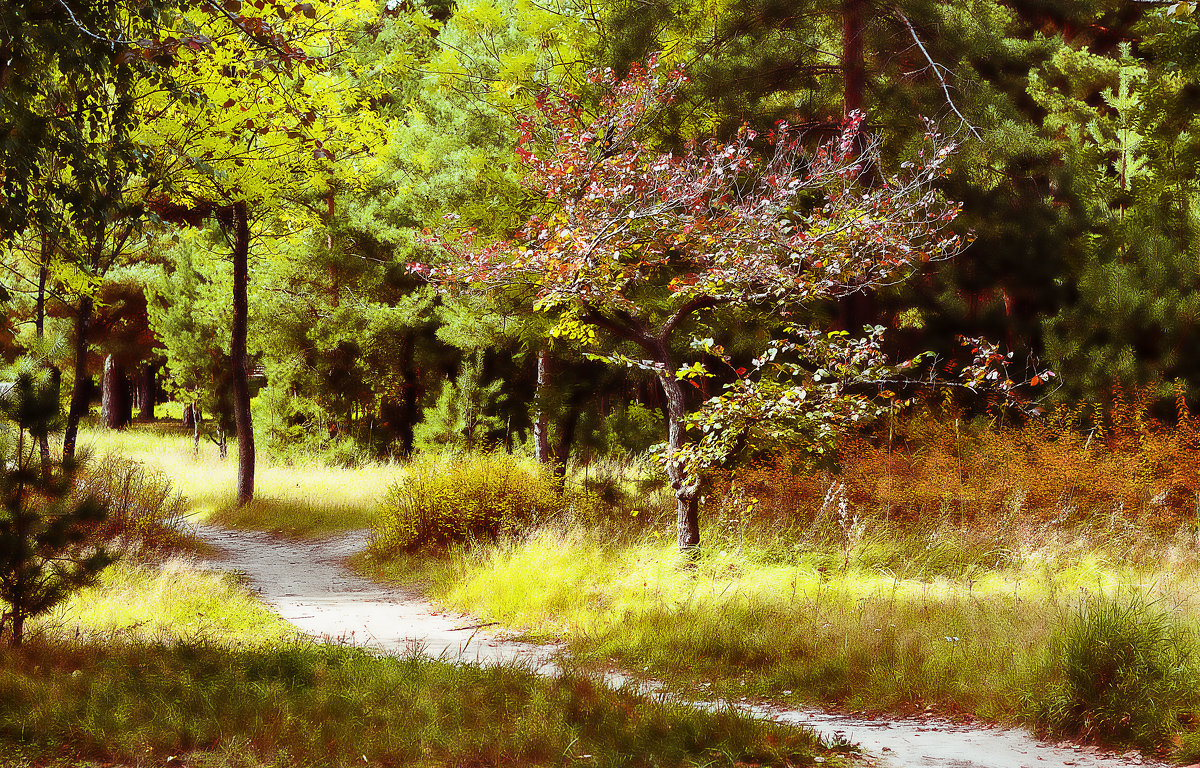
[35,558,294,646]
[80,425,403,534]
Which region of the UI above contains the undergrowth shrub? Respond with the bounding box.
[1027,594,1199,750]
[370,453,563,553]
[704,389,1200,551]
[75,455,189,556]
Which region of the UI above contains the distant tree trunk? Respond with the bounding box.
[552,408,579,480]
[100,355,132,430]
[63,294,94,460]
[842,0,866,116]
[397,334,420,457]
[137,361,158,421]
[835,0,877,333]
[229,201,255,506]
[533,349,554,465]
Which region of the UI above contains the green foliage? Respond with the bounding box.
[1027,594,1198,750]
[0,361,113,646]
[413,349,515,452]
[370,453,563,552]
[148,238,237,434]
[1034,38,1200,405]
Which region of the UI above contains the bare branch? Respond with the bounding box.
[895,11,982,142]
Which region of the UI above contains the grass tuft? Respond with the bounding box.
[1027,593,1199,750]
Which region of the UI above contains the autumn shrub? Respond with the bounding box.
[1026,594,1199,750]
[369,453,564,553]
[74,454,189,555]
[704,389,1200,546]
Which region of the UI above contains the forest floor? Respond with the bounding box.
[189,523,1167,768]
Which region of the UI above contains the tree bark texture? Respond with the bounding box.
[100,355,132,429]
[553,409,578,480]
[842,0,866,116]
[533,349,553,466]
[137,361,158,421]
[230,201,255,506]
[35,244,52,478]
[62,294,94,460]
[656,361,700,551]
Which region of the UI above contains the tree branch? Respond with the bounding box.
[895,11,982,141]
[658,295,723,343]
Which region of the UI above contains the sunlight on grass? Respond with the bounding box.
[80,424,403,534]
[365,523,1200,729]
[36,558,295,646]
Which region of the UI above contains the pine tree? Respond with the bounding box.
[0,360,113,647]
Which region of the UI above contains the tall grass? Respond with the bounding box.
[4,519,832,768]
[34,559,296,646]
[363,522,1200,755]
[80,424,404,534]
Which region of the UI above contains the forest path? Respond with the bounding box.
[192,524,1164,768]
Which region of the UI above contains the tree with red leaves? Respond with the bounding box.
[421,58,967,551]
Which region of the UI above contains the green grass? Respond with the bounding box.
[0,639,835,768]
[80,423,402,535]
[74,425,1200,756]
[2,526,843,768]
[360,523,1200,757]
[35,558,296,646]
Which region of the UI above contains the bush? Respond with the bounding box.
[74,455,189,556]
[370,453,563,553]
[1027,594,1199,750]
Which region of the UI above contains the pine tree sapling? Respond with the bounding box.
[0,362,113,646]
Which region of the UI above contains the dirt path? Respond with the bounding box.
[192,525,1163,768]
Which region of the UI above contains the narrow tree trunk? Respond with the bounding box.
[62,294,94,460]
[138,362,157,421]
[398,334,419,457]
[35,247,52,478]
[552,409,579,480]
[837,0,879,332]
[230,201,255,506]
[10,610,24,648]
[533,349,553,465]
[655,362,700,551]
[192,404,201,456]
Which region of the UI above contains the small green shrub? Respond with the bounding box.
[1027,594,1199,750]
[370,453,563,553]
[76,454,189,555]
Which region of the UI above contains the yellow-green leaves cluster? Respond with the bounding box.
[136,0,385,209]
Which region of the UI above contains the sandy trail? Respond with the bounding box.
[192,525,1162,768]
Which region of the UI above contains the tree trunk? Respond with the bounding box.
[137,361,158,421]
[230,201,255,506]
[10,610,24,648]
[552,408,579,480]
[836,0,879,332]
[100,355,132,430]
[655,362,700,551]
[62,294,94,460]
[35,248,52,478]
[533,349,553,465]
